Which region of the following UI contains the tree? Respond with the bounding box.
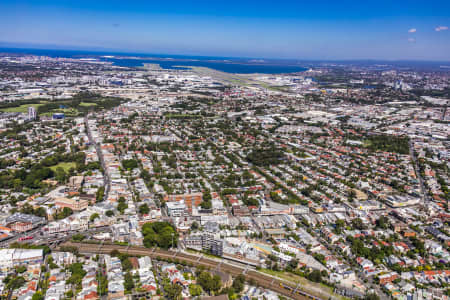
[33,207,47,218]
[97,270,108,295]
[307,270,322,283]
[247,146,285,166]
[351,218,366,230]
[122,258,132,272]
[243,169,253,181]
[96,186,105,202]
[335,219,346,234]
[124,272,134,291]
[197,272,221,294]
[348,189,356,202]
[122,159,138,170]
[55,167,66,183]
[142,222,178,249]
[90,213,100,222]
[54,207,73,220]
[365,293,380,300]
[287,259,299,270]
[118,198,128,214]
[189,284,202,297]
[19,203,35,215]
[411,238,426,256]
[63,207,73,217]
[198,272,214,293]
[191,221,199,231]
[66,263,87,286]
[105,210,114,217]
[158,228,177,249]
[376,215,389,229]
[211,275,222,293]
[201,188,213,209]
[203,190,212,201]
[32,291,44,300]
[139,203,150,215]
[163,278,183,300]
[165,284,183,300]
[200,200,212,209]
[16,265,26,273]
[4,275,26,290]
[232,274,246,293]
[72,233,85,242]
[365,134,409,154]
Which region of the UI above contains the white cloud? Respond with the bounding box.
[408,28,416,33]
[435,26,448,32]
[408,38,416,43]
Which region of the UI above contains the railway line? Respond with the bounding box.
[60,242,322,300]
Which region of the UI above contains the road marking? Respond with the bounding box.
[293,283,300,294]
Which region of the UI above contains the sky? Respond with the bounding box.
[0,0,450,61]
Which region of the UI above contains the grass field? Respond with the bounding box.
[260,269,347,300]
[79,102,98,107]
[0,103,46,113]
[50,162,76,172]
[56,108,79,115]
[165,113,202,119]
[363,140,372,148]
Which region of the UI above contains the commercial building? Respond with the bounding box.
[201,234,224,256]
[28,106,37,120]
[385,195,420,208]
[55,197,89,211]
[184,235,202,250]
[164,192,203,212]
[0,249,43,271]
[166,201,186,217]
[5,213,45,232]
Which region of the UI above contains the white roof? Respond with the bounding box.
[13,249,43,260]
[166,201,186,209]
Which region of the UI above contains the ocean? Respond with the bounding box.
[0,48,308,74]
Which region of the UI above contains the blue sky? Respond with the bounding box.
[1,0,449,60]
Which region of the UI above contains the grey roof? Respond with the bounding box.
[5,212,45,224]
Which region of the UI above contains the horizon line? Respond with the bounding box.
[1,43,450,64]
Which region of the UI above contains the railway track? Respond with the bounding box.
[60,242,322,300]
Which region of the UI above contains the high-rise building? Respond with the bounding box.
[201,234,223,256]
[28,106,37,120]
[210,240,223,256]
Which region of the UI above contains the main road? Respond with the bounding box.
[409,139,429,205]
[85,115,110,201]
[59,242,323,300]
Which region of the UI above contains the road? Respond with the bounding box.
[59,242,323,300]
[36,226,111,247]
[0,225,45,248]
[85,115,110,201]
[409,139,429,205]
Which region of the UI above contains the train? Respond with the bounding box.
[279,282,320,300]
